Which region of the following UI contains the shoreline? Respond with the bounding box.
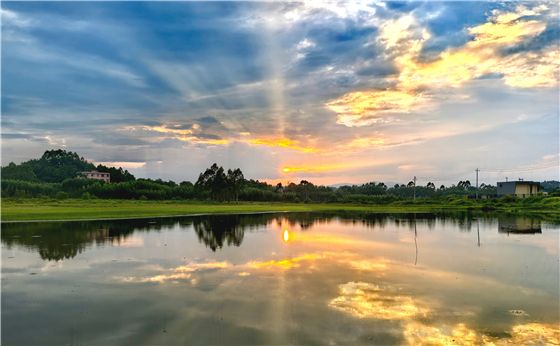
[2,199,558,222]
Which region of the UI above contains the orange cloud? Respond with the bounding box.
[327,90,424,127]
[281,164,346,173]
[125,124,228,146]
[251,138,321,153]
[328,5,559,127]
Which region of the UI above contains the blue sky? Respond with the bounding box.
[2,1,559,185]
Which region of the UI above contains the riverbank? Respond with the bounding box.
[2,198,559,222]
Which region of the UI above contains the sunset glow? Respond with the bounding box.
[2,1,558,185]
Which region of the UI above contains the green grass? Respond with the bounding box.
[2,197,558,221]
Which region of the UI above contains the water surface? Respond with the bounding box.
[2,211,559,345]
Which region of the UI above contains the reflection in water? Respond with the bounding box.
[498,215,542,234]
[404,322,560,346]
[193,215,245,251]
[2,211,559,345]
[329,282,429,319]
[2,212,556,261]
[121,261,230,284]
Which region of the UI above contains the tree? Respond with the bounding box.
[427,182,435,189]
[1,162,39,182]
[227,168,244,202]
[96,164,135,183]
[196,164,245,202]
[407,181,415,187]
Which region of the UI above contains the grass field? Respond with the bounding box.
[2,197,559,222]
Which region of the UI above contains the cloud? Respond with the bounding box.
[327,4,559,127]
[326,90,425,127]
[250,138,320,153]
[281,164,346,174]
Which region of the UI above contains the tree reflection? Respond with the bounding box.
[3,211,556,260]
[193,215,245,251]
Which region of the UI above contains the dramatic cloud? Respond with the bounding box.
[2,2,558,184]
[328,3,559,127]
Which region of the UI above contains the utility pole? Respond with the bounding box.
[475,168,479,199]
[413,176,417,201]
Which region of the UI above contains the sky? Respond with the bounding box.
[2,1,559,186]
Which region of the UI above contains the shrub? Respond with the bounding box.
[90,195,99,200]
[294,197,300,203]
[56,191,69,200]
[81,192,90,200]
[329,194,338,203]
[500,195,518,203]
[139,195,148,201]
[304,198,313,204]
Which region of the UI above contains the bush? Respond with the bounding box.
[56,191,69,200]
[139,195,148,201]
[329,194,338,203]
[304,198,313,204]
[81,192,90,200]
[500,195,518,203]
[294,197,300,203]
[90,195,99,199]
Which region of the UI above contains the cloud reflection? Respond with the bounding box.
[329,282,429,319]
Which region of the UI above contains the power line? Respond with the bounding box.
[414,161,558,183]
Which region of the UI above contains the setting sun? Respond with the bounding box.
[283,229,289,242]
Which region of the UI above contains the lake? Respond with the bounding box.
[2,211,559,345]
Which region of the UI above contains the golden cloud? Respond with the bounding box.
[126,124,228,146]
[281,164,347,173]
[251,138,321,153]
[326,90,423,127]
[328,5,559,127]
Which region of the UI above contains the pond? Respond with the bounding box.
[2,211,559,345]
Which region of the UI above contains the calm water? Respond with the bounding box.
[2,212,559,345]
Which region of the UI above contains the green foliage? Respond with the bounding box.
[56,191,69,200]
[500,195,519,203]
[139,195,148,201]
[95,164,135,183]
[294,197,300,203]
[1,149,136,185]
[304,198,313,204]
[81,192,90,200]
[1,162,39,182]
[1,179,61,198]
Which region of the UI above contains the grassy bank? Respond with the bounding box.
[2,197,559,221]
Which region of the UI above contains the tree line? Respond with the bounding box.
[2,149,506,202]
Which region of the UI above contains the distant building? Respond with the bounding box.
[81,170,110,182]
[497,180,539,198]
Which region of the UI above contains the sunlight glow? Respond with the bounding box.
[283,229,289,242]
[251,139,320,153]
[281,164,347,173]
